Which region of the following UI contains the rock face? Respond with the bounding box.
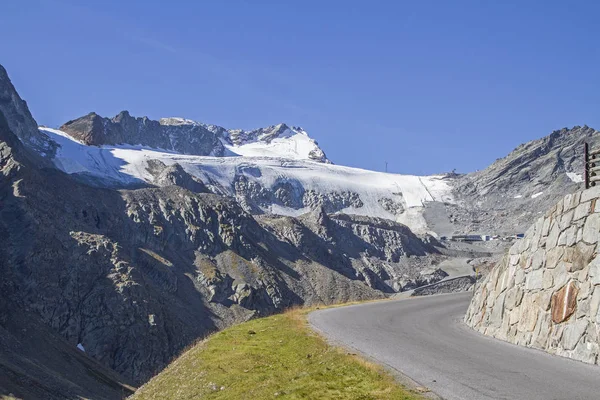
[60,111,226,156]
[146,160,209,194]
[0,65,54,156]
[465,188,600,365]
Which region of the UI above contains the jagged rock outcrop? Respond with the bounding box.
[146,160,209,193]
[465,188,600,365]
[0,65,54,157]
[232,174,364,215]
[60,111,226,156]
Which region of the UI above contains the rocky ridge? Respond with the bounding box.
[445,126,597,236]
[0,65,54,157]
[60,111,226,157]
[465,187,600,365]
[60,112,330,163]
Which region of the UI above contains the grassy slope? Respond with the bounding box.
[132,309,422,400]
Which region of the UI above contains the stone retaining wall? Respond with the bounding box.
[465,188,600,364]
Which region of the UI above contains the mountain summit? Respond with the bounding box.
[60,112,330,163]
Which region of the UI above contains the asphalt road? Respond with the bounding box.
[309,292,600,400]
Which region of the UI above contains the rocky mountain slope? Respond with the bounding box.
[0,64,454,398]
[0,297,135,400]
[455,126,596,234]
[423,126,597,237]
[465,188,600,365]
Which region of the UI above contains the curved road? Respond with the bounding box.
[309,292,600,400]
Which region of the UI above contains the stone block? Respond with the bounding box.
[551,281,578,323]
[509,307,520,325]
[577,280,592,301]
[542,270,554,289]
[573,339,599,364]
[581,186,600,203]
[561,319,588,350]
[546,247,565,269]
[553,262,570,289]
[519,236,532,254]
[542,217,551,237]
[556,197,564,215]
[509,242,520,255]
[564,225,578,247]
[588,257,600,286]
[489,291,506,329]
[574,202,592,221]
[505,286,524,310]
[563,242,596,272]
[531,218,545,251]
[533,313,551,349]
[575,191,583,206]
[583,213,600,245]
[509,254,520,266]
[519,254,529,269]
[550,324,565,349]
[539,290,553,311]
[526,269,544,290]
[518,293,540,332]
[558,230,567,246]
[559,210,575,231]
[530,248,546,270]
[563,194,574,211]
[546,222,561,249]
[590,286,600,317]
[576,295,590,318]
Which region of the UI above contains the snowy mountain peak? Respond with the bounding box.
[225,123,330,163]
[229,123,292,145]
[159,117,202,126]
[58,112,330,163]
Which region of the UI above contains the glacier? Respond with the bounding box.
[40,127,454,233]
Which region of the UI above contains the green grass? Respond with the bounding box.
[132,309,423,400]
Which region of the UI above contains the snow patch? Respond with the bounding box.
[77,343,85,352]
[159,117,200,126]
[566,172,584,183]
[531,192,544,199]
[513,195,523,199]
[225,129,323,162]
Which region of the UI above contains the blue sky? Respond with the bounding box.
[2,0,599,174]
